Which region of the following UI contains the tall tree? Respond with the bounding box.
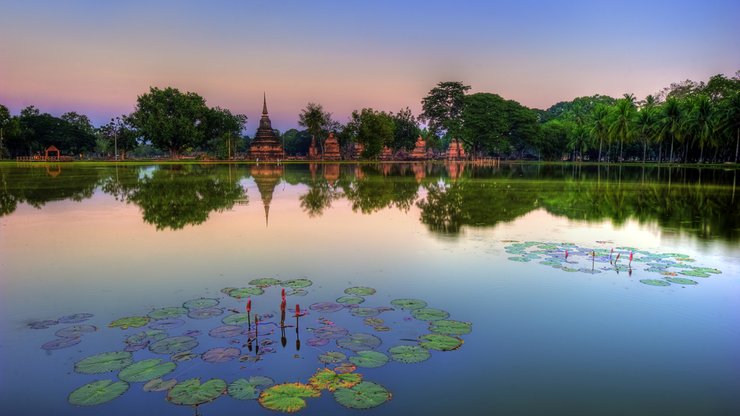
[350,108,395,158]
[391,107,421,151]
[99,115,140,160]
[590,104,610,162]
[715,92,740,163]
[609,98,636,162]
[0,104,9,157]
[686,96,713,163]
[130,87,210,156]
[298,103,331,157]
[635,106,659,163]
[420,81,470,138]
[203,107,247,159]
[660,97,683,163]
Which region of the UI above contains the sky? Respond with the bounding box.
[1,0,739,131]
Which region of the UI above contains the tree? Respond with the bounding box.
[420,81,470,138]
[715,92,740,163]
[298,103,331,157]
[0,104,10,157]
[460,93,510,156]
[634,106,659,163]
[203,107,247,159]
[282,129,312,156]
[350,108,395,159]
[660,97,683,163]
[686,96,713,163]
[99,115,139,160]
[590,104,610,162]
[608,98,636,162]
[130,87,210,156]
[391,107,421,151]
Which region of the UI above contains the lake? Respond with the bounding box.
[1,162,738,415]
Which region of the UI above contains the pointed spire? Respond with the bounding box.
[262,92,268,115]
[264,202,270,227]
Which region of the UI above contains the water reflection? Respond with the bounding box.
[1,162,737,240]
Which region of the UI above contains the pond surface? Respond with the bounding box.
[1,162,739,415]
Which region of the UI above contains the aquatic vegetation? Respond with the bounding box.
[75,351,133,374]
[222,313,250,325]
[258,383,321,413]
[286,289,308,296]
[226,287,265,298]
[183,298,219,309]
[349,350,389,368]
[639,279,671,287]
[363,317,384,326]
[307,338,329,347]
[280,278,313,288]
[309,302,343,313]
[665,277,698,285]
[171,352,198,362]
[333,381,391,409]
[411,308,450,321]
[202,347,241,363]
[419,334,463,351]
[679,270,711,278]
[28,319,58,329]
[336,296,364,305]
[167,378,227,406]
[125,329,168,346]
[337,333,382,351]
[249,278,281,287]
[389,345,431,363]
[149,336,198,354]
[187,307,224,319]
[309,368,362,391]
[344,286,376,296]
[148,307,188,320]
[58,313,94,324]
[42,336,82,350]
[209,325,245,338]
[109,316,150,329]
[228,376,275,400]
[143,378,177,392]
[334,363,357,373]
[429,320,472,336]
[148,318,185,330]
[390,298,427,310]
[55,324,97,338]
[68,380,129,406]
[319,351,347,364]
[350,307,381,317]
[313,326,349,339]
[118,359,176,382]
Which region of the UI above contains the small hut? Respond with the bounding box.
[44,145,61,161]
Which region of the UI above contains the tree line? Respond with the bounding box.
[1,72,738,162]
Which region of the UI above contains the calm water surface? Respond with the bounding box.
[1,162,738,415]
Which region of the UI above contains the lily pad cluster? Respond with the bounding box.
[504,241,722,287]
[30,313,97,351]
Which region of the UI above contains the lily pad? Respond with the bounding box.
[149,336,198,354]
[419,334,463,351]
[334,363,357,373]
[183,298,219,309]
[209,325,246,338]
[333,381,391,410]
[75,351,133,374]
[42,337,81,350]
[313,326,349,339]
[336,296,364,305]
[148,318,185,330]
[390,299,427,310]
[350,307,380,317]
[640,279,671,287]
[109,316,150,330]
[187,307,223,319]
[249,278,281,287]
[309,302,343,313]
[429,320,472,336]
[309,368,362,391]
[28,319,58,329]
[118,359,176,382]
[171,352,198,362]
[373,325,391,332]
[337,333,382,352]
[286,289,308,296]
[349,350,389,368]
[258,383,320,413]
[280,279,313,289]
[228,377,275,400]
[167,378,227,406]
[143,378,177,392]
[508,256,531,262]
[202,347,241,363]
[228,287,265,298]
[58,313,94,324]
[389,345,431,363]
[148,307,188,320]
[666,277,698,285]
[679,270,711,278]
[307,338,329,346]
[411,308,450,321]
[222,313,250,325]
[55,324,97,338]
[68,380,129,406]
[319,351,347,364]
[344,287,376,296]
[691,267,721,274]
[125,330,168,346]
[363,317,384,326]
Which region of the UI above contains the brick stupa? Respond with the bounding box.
[308,137,319,159]
[379,146,393,160]
[322,132,341,160]
[447,138,466,160]
[249,94,284,160]
[409,135,428,160]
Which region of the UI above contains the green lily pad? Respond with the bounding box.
[337,333,382,352]
[249,278,281,287]
[390,299,427,310]
[228,377,275,400]
[149,336,198,354]
[319,351,347,364]
[143,378,177,392]
[640,279,671,287]
[691,267,721,274]
[286,288,308,296]
[55,324,97,338]
[167,378,227,406]
[75,351,133,374]
[69,380,129,406]
[187,307,223,319]
[280,279,313,288]
[209,325,246,338]
[258,383,320,413]
[350,307,380,317]
[429,320,472,335]
[679,270,711,278]
[389,345,431,363]
[109,316,150,330]
[183,298,219,309]
[333,381,391,409]
[363,317,384,326]
[349,350,389,368]
[313,326,349,339]
[508,256,531,262]
[228,287,265,298]
[411,308,450,321]
[344,286,376,296]
[309,368,362,392]
[118,359,176,382]
[202,347,240,363]
[419,334,463,351]
[310,302,344,313]
[336,296,364,305]
[171,352,198,362]
[222,313,250,325]
[125,330,168,346]
[665,277,698,285]
[148,307,187,320]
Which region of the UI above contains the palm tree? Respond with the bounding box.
[660,98,682,163]
[298,103,330,157]
[590,104,609,162]
[635,106,658,163]
[715,92,740,163]
[608,98,636,162]
[687,96,713,163]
